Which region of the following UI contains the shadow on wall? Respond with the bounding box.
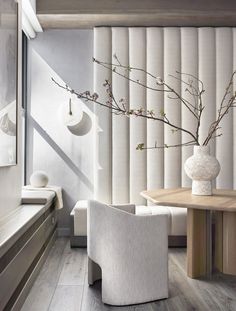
[27,33,94,230]
[28,115,94,193]
[29,30,94,112]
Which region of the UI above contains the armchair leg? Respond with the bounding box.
[88,257,102,285]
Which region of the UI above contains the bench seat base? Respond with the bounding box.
[70,202,187,248]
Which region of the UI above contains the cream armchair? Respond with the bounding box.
[87,200,169,306]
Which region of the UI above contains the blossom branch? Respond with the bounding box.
[203,71,236,145]
[94,58,200,120]
[52,56,236,150]
[51,77,199,144]
[136,140,196,150]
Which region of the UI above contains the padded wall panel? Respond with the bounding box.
[216,28,233,189]
[129,28,147,204]
[112,28,130,203]
[94,28,112,203]
[146,28,164,189]
[181,28,198,187]
[198,28,216,153]
[233,29,236,189]
[164,28,181,188]
[94,27,236,205]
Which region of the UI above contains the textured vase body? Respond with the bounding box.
[184,146,220,196]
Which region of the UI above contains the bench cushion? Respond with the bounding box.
[71,201,187,237]
[136,205,187,236]
[169,207,187,236]
[21,190,55,205]
[136,205,172,235]
[73,200,88,236]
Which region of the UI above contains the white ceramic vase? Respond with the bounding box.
[184,145,220,196]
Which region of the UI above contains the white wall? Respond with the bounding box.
[29,0,36,12]
[27,29,94,232]
[0,5,22,221]
[0,154,22,220]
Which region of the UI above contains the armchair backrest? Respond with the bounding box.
[87,200,168,268]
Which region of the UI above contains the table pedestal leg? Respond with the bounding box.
[187,209,212,278]
[214,211,223,272]
[222,212,236,275]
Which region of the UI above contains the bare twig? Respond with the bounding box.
[203,71,236,145]
[52,57,236,149]
[95,58,200,120]
[136,140,196,150]
[52,77,199,144]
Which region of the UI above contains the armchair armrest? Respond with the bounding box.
[87,200,169,305]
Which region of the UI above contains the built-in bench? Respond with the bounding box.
[0,191,57,311]
[70,200,187,248]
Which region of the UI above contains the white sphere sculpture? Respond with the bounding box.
[30,171,49,188]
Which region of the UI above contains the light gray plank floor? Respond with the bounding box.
[21,238,236,311]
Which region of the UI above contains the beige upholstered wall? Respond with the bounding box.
[94,27,236,205]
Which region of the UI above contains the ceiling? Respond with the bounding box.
[36,0,236,28]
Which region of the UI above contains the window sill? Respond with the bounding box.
[0,198,54,258]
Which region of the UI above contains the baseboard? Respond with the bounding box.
[69,235,186,248]
[57,227,70,237]
[168,235,187,247]
[70,236,87,248]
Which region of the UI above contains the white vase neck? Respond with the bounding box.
[193,145,210,155]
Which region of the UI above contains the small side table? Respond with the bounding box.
[141,188,236,279]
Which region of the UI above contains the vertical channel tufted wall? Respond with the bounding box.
[94,27,236,205]
[94,28,112,203]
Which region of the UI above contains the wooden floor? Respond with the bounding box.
[21,238,236,311]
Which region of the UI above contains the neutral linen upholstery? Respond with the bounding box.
[71,201,186,241]
[216,28,233,189]
[181,28,198,186]
[112,28,130,203]
[94,27,236,205]
[164,28,181,188]
[136,205,187,236]
[147,28,164,190]
[21,189,55,204]
[73,200,88,236]
[94,28,112,203]
[23,185,63,209]
[87,200,168,305]
[234,30,236,187]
